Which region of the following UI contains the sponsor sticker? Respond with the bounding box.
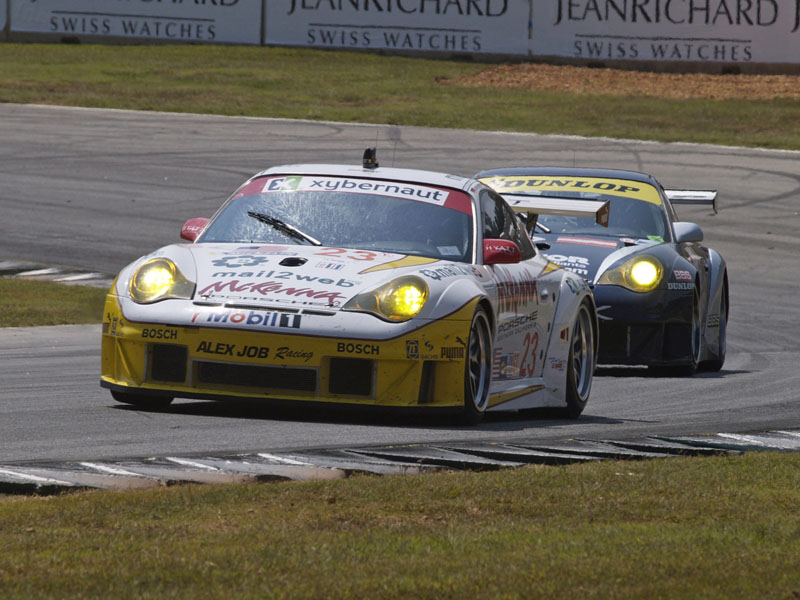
[337,342,380,355]
[142,328,178,340]
[441,346,465,359]
[262,176,451,205]
[191,309,302,330]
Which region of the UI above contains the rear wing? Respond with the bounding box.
[501,194,610,230]
[664,189,718,214]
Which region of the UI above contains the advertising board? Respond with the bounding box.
[265,0,531,55]
[9,0,261,45]
[530,0,800,64]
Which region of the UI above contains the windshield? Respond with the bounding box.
[535,192,668,241]
[199,176,475,263]
[478,175,669,242]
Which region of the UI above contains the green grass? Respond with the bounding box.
[0,279,105,327]
[1,452,799,599]
[2,44,799,149]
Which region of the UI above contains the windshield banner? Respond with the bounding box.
[264,0,531,55]
[530,0,800,64]
[261,176,452,205]
[9,0,261,44]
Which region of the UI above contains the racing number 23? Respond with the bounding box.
[520,331,539,378]
[316,248,377,261]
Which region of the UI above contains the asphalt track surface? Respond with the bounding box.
[1,103,799,465]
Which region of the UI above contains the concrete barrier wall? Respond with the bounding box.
[4,0,799,71]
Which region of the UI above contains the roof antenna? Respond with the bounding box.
[363,147,379,169]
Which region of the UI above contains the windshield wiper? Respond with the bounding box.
[247,211,321,246]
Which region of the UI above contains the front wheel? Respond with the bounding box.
[563,299,596,418]
[461,307,493,425]
[111,389,173,410]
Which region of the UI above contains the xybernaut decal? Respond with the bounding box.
[10,0,261,44]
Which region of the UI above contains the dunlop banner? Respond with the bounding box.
[9,0,261,44]
[530,0,800,63]
[265,0,531,55]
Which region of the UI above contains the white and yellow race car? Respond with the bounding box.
[101,151,601,423]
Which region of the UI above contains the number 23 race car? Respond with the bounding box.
[101,151,602,423]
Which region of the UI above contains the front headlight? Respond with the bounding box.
[596,255,663,292]
[343,276,429,322]
[129,258,195,304]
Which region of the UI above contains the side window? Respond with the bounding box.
[480,190,535,260]
[480,190,506,239]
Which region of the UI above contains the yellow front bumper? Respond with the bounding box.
[101,294,477,408]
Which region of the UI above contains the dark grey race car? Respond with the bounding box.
[476,167,728,374]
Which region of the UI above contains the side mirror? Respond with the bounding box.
[483,239,521,265]
[673,222,704,243]
[180,218,210,242]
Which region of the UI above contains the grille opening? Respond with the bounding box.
[418,361,436,404]
[149,344,188,383]
[196,361,317,392]
[329,358,373,396]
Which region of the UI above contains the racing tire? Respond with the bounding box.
[700,287,727,372]
[110,389,174,410]
[562,299,596,419]
[461,307,492,425]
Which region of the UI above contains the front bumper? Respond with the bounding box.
[593,284,694,366]
[100,294,475,408]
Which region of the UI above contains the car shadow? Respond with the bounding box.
[596,366,748,378]
[112,399,624,431]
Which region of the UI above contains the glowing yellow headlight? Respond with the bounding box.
[129,258,195,304]
[344,276,429,322]
[630,260,660,287]
[597,255,662,292]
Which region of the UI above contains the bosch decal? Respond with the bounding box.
[337,342,380,355]
[142,328,178,340]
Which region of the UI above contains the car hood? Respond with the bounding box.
[130,243,456,311]
[538,234,660,282]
